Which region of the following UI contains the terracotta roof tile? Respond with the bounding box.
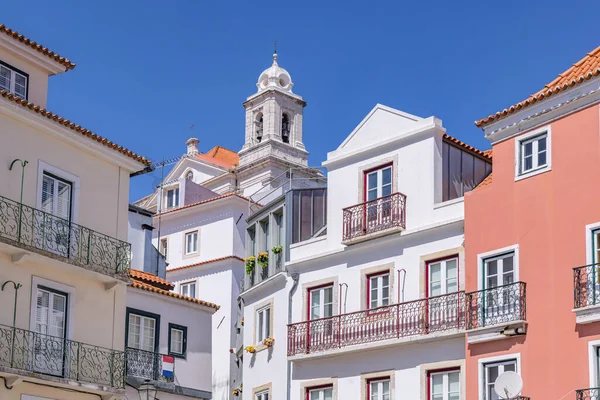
[0,90,150,166]
[157,192,254,216]
[129,269,174,291]
[476,45,600,127]
[474,172,493,189]
[483,149,493,158]
[130,279,219,310]
[0,24,75,71]
[195,146,239,169]
[166,255,244,273]
[443,134,491,160]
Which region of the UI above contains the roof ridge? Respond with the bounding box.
[130,281,219,310]
[166,255,244,273]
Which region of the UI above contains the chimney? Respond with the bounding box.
[186,137,199,155]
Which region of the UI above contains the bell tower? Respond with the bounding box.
[238,52,308,169]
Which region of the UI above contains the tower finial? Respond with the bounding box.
[274,40,277,55]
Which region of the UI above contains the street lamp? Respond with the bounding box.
[138,380,157,400]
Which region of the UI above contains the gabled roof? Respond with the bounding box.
[129,269,174,291]
[157,192,252,216]
[195,146,239,169]
[130,280,219,311]
[0,24,75,71]
[476,45,600,128]
[166,255,244,273]
[0,91,151,166]
[443,134,491,160]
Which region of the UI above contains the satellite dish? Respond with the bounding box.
[494,371,523,399]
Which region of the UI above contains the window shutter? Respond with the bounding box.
[56,181,71,220]
[0,66,10,91]
[14,73,26,98]
[50,294,66,338]
[36,289,49,334]
[41,175,55,213]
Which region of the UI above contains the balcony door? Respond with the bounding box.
[127,312,158,380]
[588,229,600,305]
[482,253,518,324]
[34,287,68,376]
[364,165,393,233]
[427,257,460,331]
[40,172,73,257]
[308,285,334,351]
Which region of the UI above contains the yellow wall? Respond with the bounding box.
[0,47,50,108]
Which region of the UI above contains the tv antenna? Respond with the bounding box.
[494,371,523,399]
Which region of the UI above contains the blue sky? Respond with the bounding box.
[4,0,600,201]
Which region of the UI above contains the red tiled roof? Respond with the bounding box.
[130,279,219,310]
[0,91,151,166]
[443,134,491,160]
[129,269,174,291]
[474,172,493,189]
[483,149,493,158]
[157,192,253,216]
[476,45,600,127]
[166,255,244,273]
[195,146,239,169]
[0,24,75,71]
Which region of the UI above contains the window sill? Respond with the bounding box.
[515,166,551,182]
[433,197,464,209]
[573,304,600,324]
[169,352,186,360]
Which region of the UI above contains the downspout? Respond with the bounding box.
[287,273,300,400]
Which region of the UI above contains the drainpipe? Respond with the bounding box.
[287,273,300,400]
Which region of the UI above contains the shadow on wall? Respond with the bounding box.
[467,335,525,358]
[292,337,465,380]
[576,321,600,338]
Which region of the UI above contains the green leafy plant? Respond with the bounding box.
[272,245,283,254]
[245,256,256,275]
[257,252,269,268]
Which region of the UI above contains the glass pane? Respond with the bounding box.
[486,260,497,276]
[448,145,462,200]
[368,188,378,201]
[449,371,460,392]
[462,152,475,191]
[324,388,333,400]
[370,382,378,400]
[300,190,313,241]
[324,287,333,304]
[487,365,498,385]
[265,308,271,337]
[538,136,546,151]
[446,259,457,278]
[368,172,378,190]
[474,157,488,186]
[382,184,392,197]
[382,380,390,395]
[190,283,196,298]
[524,154,533,171]
[258,311,264,340]
[314,189,326,233]
[430,264,441,282]
[523,142,533,157]
[504,362,516,372]
[310,392,320,400]
[502,256,513,272]
[382,167,392,186]
[324,303,333,318]
[292,191,300,243]
[431,374,443,394]
[442,142,450,202]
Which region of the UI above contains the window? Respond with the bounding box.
[35,287,67,339]
[127,312,157,352]
[519,133,547,175]
[307,386,333,400]
[309,285,334,320]
[0,62,28,98]
[429,370,460,400]
[256,391,269,400]
[160,238,168,262]
[166,188,179,209]
[260,219,270,253]
[180,281,196,298]
[368,272,390,309]
[185,171,193,181]
[365,165,393,201]
[291,188,327,243]
[428,257,459,297]
[255,112,264,143]
[442,141,492,202]
[282,113,290,143]
[41,172,72,221]
[168,323,187,358]
[256,305,271,342]
[185,231,198,255]
[483,360,516,400]
[367,378,390,400]
[248,226,257,256]
[484,253,515,290]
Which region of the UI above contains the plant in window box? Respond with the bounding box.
[263,337,275,347]
[257,251,269,268]
[245,256,256,275]
[244,345,256,354]
[272,245,283,254]
[232,384,242,396]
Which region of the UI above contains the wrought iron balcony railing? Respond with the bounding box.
[466,281,526,329]
[241,251,284,293]
[287,291,465,356]
[342,192,407,242]
[577,388,600,400]
[125,347,174,383]
[0,194,131,279]
[0,324,125,388]
[574,264,600,309]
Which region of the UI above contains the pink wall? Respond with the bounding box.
[464,104,600,398]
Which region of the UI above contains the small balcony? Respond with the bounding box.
[241,251,284,293]
[287,291,466,357]
[465,281,527,343]
[125,347,174,383]
[0,324,125,389]
[577,388,600,400]
[0,194,131,280]
[342,192,406,244]
[573,264,600,324]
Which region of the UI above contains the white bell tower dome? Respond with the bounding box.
[256,53,294,93]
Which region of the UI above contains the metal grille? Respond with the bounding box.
[342,192,407,242]
[125,347,174,383]
[577,388,600,400]
[466,281,526,330]
[288,291,466,356]
[574,264,600,309]
[0,324,125,388]
[0,194,131,279]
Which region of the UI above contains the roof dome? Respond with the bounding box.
[256,53,294,93]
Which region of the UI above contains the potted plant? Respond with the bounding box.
[232,384,242,396]
[245,256,256,275]
[272,245,283,254]
[263,337,275,348]
[258,251,269,279]
[245,345,256,354]
[272,245,283,269]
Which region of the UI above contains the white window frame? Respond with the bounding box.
[160,237,168,262]
[21,396,55,400]
[477,353,521,400]
[256,305,271,343]
[170,327,184,355]
[184,230,199,255]
[255,390,269,400]
[514,125,552,181]
[165,186,180,209]
[365,165,393,201]
[368,378,391,400]
[308,386,333,400]
[127,313,157,352]
[588,339,600,387]
[309,285,334,320]
[368,272,391,309]
[0,62,28,98]
[585,222,600,265]
[29,276,75,341]
[180,281,196,298]
[36,161,80,224]
[428,257,459,297]
[429,370,460,400]
[476,245,519,290]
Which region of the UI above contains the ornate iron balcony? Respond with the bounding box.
[0,194,131,279]
[577,388,600,400]
[0,324,125,388]
[342,192,407,242]
[573,264,600,309]
[466,281,526,329]
[125,347,174,383]
[287,291,466,356]
[242,251,284,293]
